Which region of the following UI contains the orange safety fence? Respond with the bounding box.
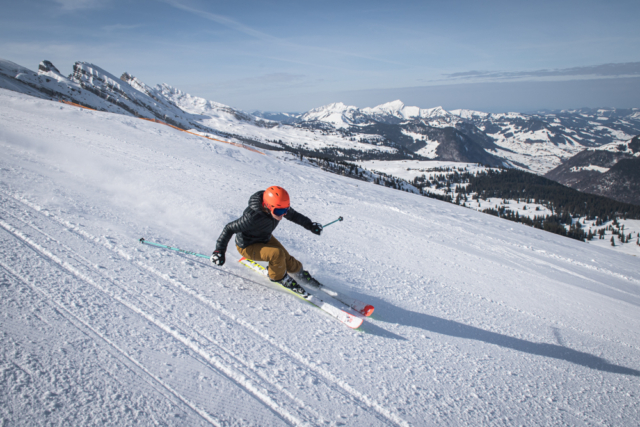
[59,100,264,155]
[138,118,265,155]
[59,100,97,111]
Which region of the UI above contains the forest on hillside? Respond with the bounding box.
[303,156,640,242]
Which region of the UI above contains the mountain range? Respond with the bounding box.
[1,57,639,204]
[545,136,640,206]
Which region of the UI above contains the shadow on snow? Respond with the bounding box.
[185,255,639,377]
[352,291,640,377]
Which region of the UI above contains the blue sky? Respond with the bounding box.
[1,0,640,112]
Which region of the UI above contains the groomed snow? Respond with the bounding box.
[1,89,640,426]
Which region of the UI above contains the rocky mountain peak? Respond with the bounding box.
[38,60,61,76]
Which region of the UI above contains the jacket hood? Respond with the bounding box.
[248,191,266,213]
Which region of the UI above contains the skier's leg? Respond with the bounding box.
[238,242,283,278]
[268,236,303,276]
[237,237,302,281]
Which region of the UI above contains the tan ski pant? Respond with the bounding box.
[237,236,302,281]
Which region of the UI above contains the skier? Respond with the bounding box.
[210,186,323,291]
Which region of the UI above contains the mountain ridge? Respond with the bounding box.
[2,57,639,175]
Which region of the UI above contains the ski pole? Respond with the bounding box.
[139,238,210,259]
[322,216,343,228]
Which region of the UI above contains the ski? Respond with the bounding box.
[238,258,363,329]
[296,274,374,317]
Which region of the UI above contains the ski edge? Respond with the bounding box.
[238,258,363,329]
[297,277,374,317]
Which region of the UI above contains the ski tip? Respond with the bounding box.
[238,257,247,262]
[362,305,375,317]
[348,318,364,329]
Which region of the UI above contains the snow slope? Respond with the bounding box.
[1,89,640,426]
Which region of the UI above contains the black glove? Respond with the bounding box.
[309,222,323,235]
[211,250,225,266]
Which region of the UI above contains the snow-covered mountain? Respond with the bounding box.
[292,101,508,166]
[451,108,640,174]
[2,57,640,174]
[545,135,640,205]
[0,58,397,157]
[0,59,131,116]
[289,101,640,174]
[0,58,271,136]
[297,101,455,128]
[2,88,640,426]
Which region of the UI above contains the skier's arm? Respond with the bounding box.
[215,216,252,253]
[285,208,322,235]
[284,207,312,228]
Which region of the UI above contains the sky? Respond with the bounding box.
[1,0,640,113]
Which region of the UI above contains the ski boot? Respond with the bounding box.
[273,273,308,296]
[293,269,322,288]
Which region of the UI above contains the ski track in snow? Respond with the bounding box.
[2,90,640,426]
[0,257,220,426]
[0,190,408,426]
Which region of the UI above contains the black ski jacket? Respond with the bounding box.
[216,191,314,252]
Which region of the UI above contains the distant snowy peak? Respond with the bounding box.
[38,60,64,79]
[450,109,490,120]
[300,102,368,128]
[159,83,229,112]
[421,106,450,119]
[158,84,262,123]
[299,100,455,128]
[304,102,359,116]
[363,100,450,121]
[450,109,527,121]
[363,100,407,117]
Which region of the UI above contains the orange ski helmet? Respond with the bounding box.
[263,186,290,213]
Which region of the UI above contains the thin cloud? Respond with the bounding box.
[442,62,640,82]
[54,0,104,11]
[227,73,307,87]
[102,23,146,32]
[161,0,405,67]
[162,0,277,42]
